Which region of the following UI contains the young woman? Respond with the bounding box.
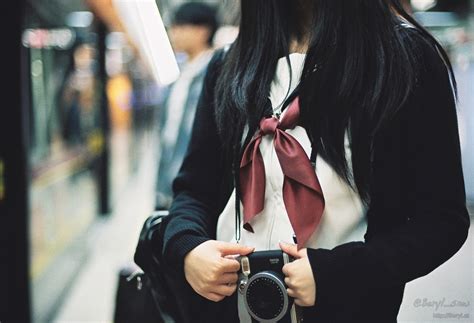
[158,0,470,322]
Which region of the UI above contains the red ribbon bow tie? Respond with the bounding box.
[239,97,325,249]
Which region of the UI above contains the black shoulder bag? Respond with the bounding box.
[114,210,178,323]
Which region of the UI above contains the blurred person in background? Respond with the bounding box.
[155,2,219,210]
[61,39,98,146]
[157,0,470,322]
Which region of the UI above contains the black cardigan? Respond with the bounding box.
[159,30,470,322]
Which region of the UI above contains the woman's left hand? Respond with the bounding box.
[279,242,316,307]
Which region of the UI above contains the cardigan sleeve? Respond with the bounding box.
[161,49,233,269]
[305,34,470,313]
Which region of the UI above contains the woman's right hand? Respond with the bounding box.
[184,240,254,302]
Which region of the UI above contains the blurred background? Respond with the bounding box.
[1,0,473,322]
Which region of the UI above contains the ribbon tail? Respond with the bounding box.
[274,129,325,248]
[283,177,325,249]
[239,135,265,231]
[275,130,324,194]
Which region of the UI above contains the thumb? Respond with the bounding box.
[217,241,255,256]
[279,242,301,259]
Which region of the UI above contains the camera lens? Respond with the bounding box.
[245,273,287,321]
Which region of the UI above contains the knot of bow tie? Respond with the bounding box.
[239,97,325,249]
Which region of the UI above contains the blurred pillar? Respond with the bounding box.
[97,21,111,215]
[0,0,32,322]
[85,0,122,215]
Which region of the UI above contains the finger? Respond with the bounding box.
[294,298,309,307]
[206,292,225,303]
[287,288,297,298]
[299,248,308,257]
[213,283,237,297]
[219,257,241,272]
[218,242,255,256]
[217,272,239,284]
[279,242,300,259]
[282,263,292,276]
[284,277,294,289]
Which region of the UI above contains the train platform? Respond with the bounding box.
[52,137,157,323]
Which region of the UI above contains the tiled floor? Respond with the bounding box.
[53,136,157,323]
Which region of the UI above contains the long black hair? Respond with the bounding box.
[214,0,456,205]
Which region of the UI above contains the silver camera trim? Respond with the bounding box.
[242,271,289,323]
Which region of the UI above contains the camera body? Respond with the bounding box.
[237,250,298,323]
